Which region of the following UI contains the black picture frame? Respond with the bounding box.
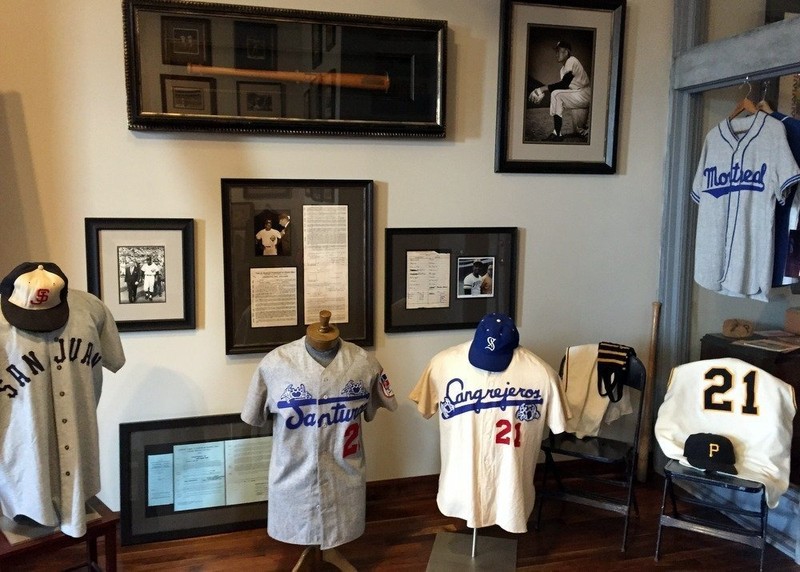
[233,21,277,71]
[324,23,337,52]
[236,81,285,118]
[160,74,217,114]
[385,227,518,333]
[123,0,447,137]
[222,179,374,355]
[311,23,324,69]
[119,413,272,546]
[85,218,196,332]
[160,15,212,66]
[495,0,625,174]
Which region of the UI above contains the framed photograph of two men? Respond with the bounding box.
[495,0,625,174]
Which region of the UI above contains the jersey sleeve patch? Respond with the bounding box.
[379,371,395,398]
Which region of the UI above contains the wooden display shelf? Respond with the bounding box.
[0,497,118,572]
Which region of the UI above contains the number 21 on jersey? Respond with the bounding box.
[495,419,521,447]
[703,367,758,415]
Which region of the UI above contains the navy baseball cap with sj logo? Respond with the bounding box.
[684,433,738,475]
[0,262,70,332]
[468,313,520,372]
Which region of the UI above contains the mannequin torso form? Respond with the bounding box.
[293,310,355,572]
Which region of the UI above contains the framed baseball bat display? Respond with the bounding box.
[495,0,626,174]
[384,227,518,333]
[221,179,374,355]
[123,0,447,137]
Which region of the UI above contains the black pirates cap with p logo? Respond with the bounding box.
[0,262,70,332]
[684,433,738,475]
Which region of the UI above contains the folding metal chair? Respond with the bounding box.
[655,459,769,571]
[534,353,646,552]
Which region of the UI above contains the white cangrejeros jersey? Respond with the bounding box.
[410,342,568,533]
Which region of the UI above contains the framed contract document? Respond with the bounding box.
[221,178,374,354]
[385,227,518,333]
[119,413,272,545]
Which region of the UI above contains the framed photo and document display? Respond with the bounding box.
[384,227,518,333]
[85,218,196,332]
[222,179,374,355]
[123,0,447,137]
[120,413,271,545]
[495,0,625,173]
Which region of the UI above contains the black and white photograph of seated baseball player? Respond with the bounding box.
[524,27,594,144]
[117,246,166,304]
[457,257,495,298]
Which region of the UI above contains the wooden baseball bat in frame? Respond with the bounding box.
[636,301,661,483]
[186,64,390,92]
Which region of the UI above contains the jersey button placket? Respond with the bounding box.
[51,345,76,518]
[481,373,497,483]
[313,376,325,545]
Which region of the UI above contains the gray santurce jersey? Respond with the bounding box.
[241,338,396,549]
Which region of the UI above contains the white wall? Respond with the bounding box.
[0,0,672,511]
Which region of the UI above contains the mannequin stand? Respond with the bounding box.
[291,546,357,572]
[306,310,340,352]
[426,529,516,571]
[291,310,353,572]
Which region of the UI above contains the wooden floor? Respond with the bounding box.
[10,471,799,571]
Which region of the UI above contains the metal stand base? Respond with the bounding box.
[426,531,517,571]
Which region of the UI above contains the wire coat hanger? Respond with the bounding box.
[757,79,773,114]
[729,78,757,120]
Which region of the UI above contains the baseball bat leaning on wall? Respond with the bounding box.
[636,301,662,483]
[186,64,390,91]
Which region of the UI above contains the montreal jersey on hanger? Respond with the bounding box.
[691,110,800,301]
[410,342,568,533]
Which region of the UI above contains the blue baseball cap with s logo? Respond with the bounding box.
[468,312,519,372]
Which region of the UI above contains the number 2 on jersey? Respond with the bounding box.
[703,367,758,415]
[495,419,521,447]
[343,423,359,457]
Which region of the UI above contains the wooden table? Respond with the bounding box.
[0,497,118,572]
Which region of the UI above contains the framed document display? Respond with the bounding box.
[385,227,518,332]
[222,178,374,354]
[119,413,272,545]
